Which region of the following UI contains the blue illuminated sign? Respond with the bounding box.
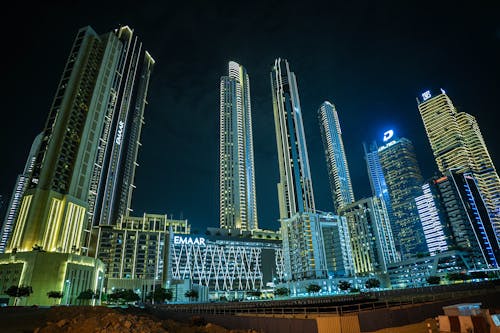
[383,130,394,142]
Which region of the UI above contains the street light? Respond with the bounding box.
[99,276,103,305]
[65,279,71,305]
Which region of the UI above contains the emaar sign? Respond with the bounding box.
[173,236,206,246]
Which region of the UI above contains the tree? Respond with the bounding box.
[447,272,471,282]
[470,271,488,280]
[246,290,262,298]
[148,287,173,303]
[306,284,321,294]
[426,276,441,285]
[47,291,64,304]
[184,289,199,302]
[108,289,140,304]
[365,278,380,289]
[4,285,33,305]
[274,287,290,297]
[77,289,97,304]
[338,280,351,291]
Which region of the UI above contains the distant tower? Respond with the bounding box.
[417,89,500,238]
[378,136,427,258]
[271,58,315,219]
[0,133,42,253]
[318,101,354,213]
[219,61,258,231]
[363,140,394,221]
[7,26,154,254]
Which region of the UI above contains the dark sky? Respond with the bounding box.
[1,1,499,233]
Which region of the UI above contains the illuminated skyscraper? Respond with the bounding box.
[271,59,324,280]
[7,26,154,254]
[318,101,354,213]
[271,58,315,219]
[0,133,42,253]
[378,136,427,258]
[219,61,258,231]
[90,27,154,234]
[417,89,500,238]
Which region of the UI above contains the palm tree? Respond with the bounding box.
[47,291,64,305]
[184,289,198,302]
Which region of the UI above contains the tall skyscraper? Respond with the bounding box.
[219,61,258,231]
[0,133,42,253]
[318,101,354,213]
[417,89,500,238]
[271,59,325,281]
[7,26,154,254]
[378,135,427,258]
[90,27,154,233]
[271,58,315,219]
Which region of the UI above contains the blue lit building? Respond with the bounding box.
[416,171,499,269]
[363,140,394,225]
[447,172,500,268]
[318,101,354,213]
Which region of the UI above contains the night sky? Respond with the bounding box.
[1,1,499,233]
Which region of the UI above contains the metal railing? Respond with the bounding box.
[152,281,499,318]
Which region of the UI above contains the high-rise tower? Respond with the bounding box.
[7,26,154,254]
[378,136,427,258]
[0,133,42,253]
[271,58,315,219]
[90,27,154,233]
[271,59,325,281]
[417,89,500,238]
[219,61,258,231]
[318,101,354,213]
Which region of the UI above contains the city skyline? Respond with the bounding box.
[1,2,499,233]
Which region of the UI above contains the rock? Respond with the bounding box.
[123,320,132,328]
[56,319,68,327]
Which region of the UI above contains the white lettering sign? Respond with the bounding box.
[422,90,432,101]
[115,121,125,145]
[383,130,394,142]
[173,236,206,246]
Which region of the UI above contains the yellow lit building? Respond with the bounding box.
[417,89,500,238]
[0,251,104,306]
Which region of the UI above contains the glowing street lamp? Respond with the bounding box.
[65,279,71,305]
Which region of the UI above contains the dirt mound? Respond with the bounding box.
[32,306,256,333]
[34,306,166,333]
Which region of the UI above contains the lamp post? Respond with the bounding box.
[65,279,71,305]
[98,276,104,305]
